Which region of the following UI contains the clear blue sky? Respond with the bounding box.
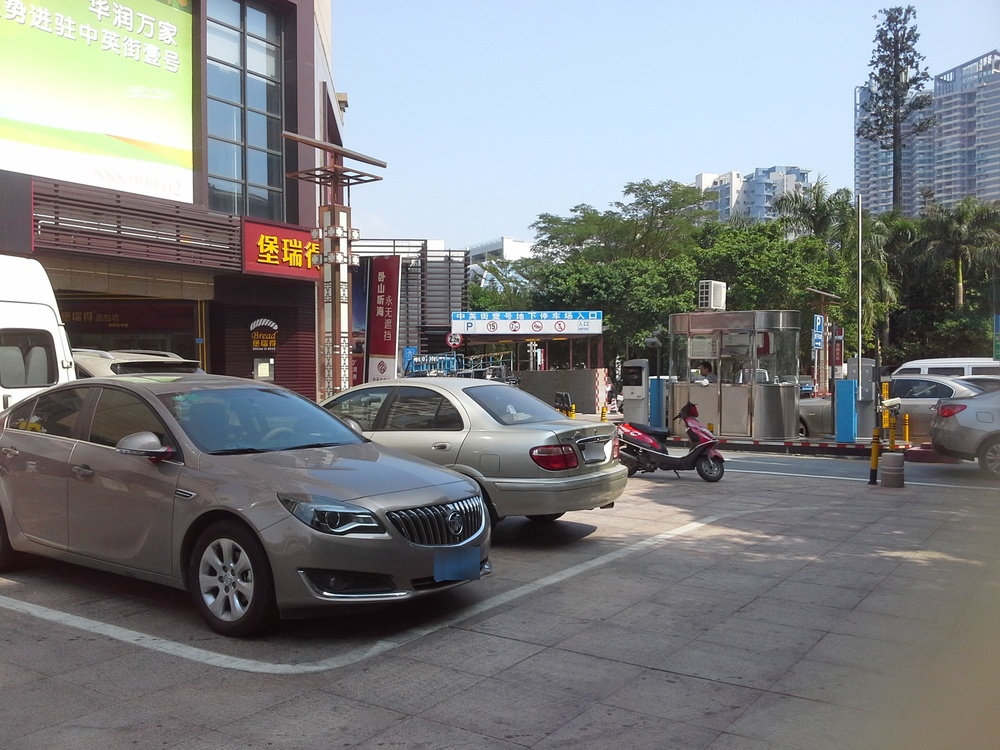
[331,1,999,249]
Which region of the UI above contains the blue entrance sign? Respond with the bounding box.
[452,311,603,335]
[812,330,823,349]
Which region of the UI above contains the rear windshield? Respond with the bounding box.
[464,384,567,425]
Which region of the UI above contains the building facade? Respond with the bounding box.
[695,167,811,222]
[854,50,1000,216]
[0,0,372,399]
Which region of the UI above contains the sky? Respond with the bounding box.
[331,1,1000,249]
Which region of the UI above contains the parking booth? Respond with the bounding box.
[667,310,801,439]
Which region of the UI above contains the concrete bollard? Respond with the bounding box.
[880,452,905,488]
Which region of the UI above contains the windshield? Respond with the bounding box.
[159,386,364,453]
[464,383,568,425]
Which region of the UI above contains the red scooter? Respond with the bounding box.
[617,401,724,481]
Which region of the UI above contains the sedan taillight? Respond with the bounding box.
[530,445,579,471]
[937,403,967,418]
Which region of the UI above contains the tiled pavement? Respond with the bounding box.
[0,461,997,749]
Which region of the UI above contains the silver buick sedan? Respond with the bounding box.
[0,374,490,636]
[321,377,627,526]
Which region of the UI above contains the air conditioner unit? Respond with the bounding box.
[698,280,727,310]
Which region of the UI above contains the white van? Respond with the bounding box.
[891,357,1000,378]
[0,254,76,409]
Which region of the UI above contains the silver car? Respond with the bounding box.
[0,374,490,636]
[798,374,986,442]
[321,377,627,525]
[929,389,1000,479]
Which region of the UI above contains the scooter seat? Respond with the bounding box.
[626,422,673,439]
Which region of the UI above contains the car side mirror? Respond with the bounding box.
[116,431,175,463]
[340,417,364,434]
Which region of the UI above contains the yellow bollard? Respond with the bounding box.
[570,403,576,419]
[600,406,608,422]
[868,426,881,485]
[902,413,909,444]
[888,414,897,451]
[707,423,715,434]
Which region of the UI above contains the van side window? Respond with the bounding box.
[972,366,1000,375]
[927,367,963,376]
[0,330,57,388]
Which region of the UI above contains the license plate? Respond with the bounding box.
[434,546,481,581]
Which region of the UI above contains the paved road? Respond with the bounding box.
[0,458,997,748]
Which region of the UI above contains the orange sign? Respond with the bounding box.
[243,219,321,280]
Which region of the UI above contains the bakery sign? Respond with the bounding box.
[243,218,321,280]
[250,318,278,352]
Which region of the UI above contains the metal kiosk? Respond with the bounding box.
[668,310,801,439]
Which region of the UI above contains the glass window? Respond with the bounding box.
[208,139,243,180]
[246,38,278,77]
[1,330,57,388]
[204,1,282,220]
[324,387,391,432]
[207,21,241,64]
[207,99,242,141]
[382,387,463,431]
[465,384,566,425]
[247,148,281,186]
[88,389,174,449]
[247,111,280,150]
[20,388,88,438]
[207,60,242,104]
[247,186,282,220]
[208,177,242,213]
[207,0,241,27]
[247,74,281,115]
[247,4,280,41]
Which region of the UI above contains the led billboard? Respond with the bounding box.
[0,0,193,202]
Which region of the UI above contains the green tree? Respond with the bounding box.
[467,259,532,311]
[530,179,710,263]
[913,197,1000,312]
[855,6,933,213]
[773,176,854,253]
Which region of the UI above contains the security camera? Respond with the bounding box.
[882,397,902,409]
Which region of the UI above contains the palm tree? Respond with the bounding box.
[774,176,854,253]
[914,197,1000,312]
[855,213,901,353]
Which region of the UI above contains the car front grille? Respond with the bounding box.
[386,495,485,546]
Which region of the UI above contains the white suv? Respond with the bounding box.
[73,349,203,378]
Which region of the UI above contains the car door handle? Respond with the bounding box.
[72,465,95,477]
[431,442,452,451]
[1,446,18,458]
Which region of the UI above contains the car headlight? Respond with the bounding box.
[278,492,385,535]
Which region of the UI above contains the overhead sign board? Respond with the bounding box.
[452,311,603,335]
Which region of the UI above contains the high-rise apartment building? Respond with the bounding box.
[854,50,1000,216]
[695,167,811,222]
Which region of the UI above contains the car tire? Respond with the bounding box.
[0,509,22,572]
[798,419,809,439]
[977,437,1000,479]
[526,513,565,523]
[189,521,278,637]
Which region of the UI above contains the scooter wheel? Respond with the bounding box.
[696,455,724,482]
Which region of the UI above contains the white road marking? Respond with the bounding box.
[0,517,718,674]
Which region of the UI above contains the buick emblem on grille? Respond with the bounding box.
[446,510,464,536]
